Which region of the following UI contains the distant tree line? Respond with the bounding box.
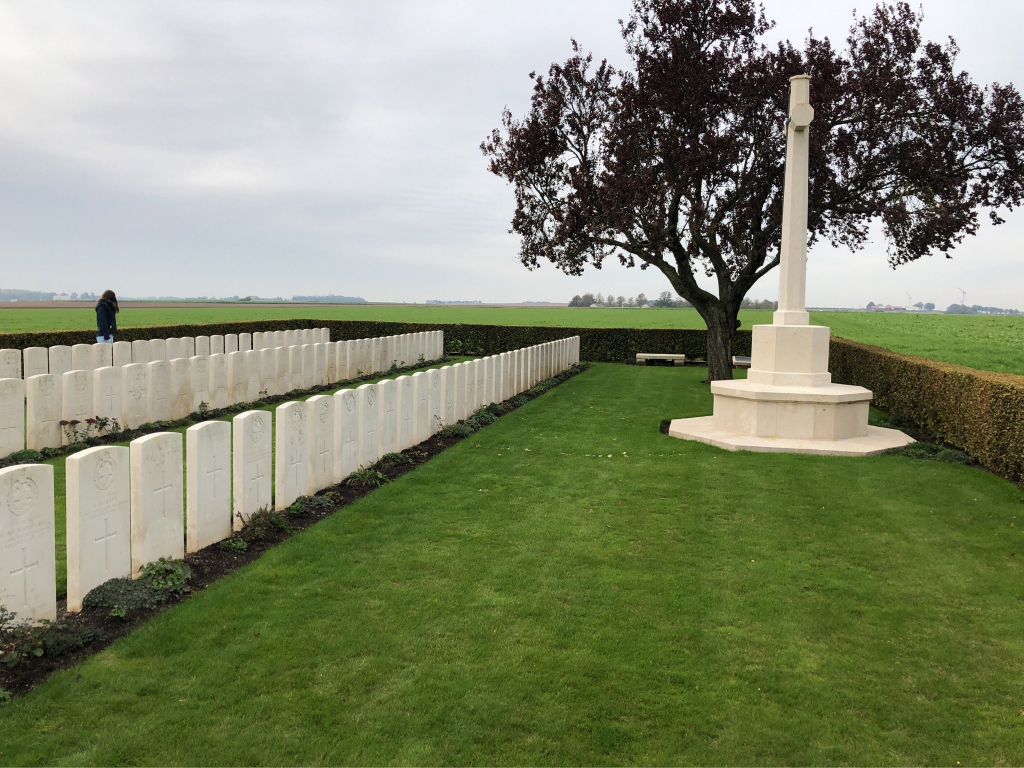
[945,304,1021,315]
[569,291,776,309]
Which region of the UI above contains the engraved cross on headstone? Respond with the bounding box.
[250,461,266,505]
[317,439,330,474]
[154,459,175,518]
[94,517,118,571]
[206,452,224,499]
[104,384,118,411]
[9,546,39,607]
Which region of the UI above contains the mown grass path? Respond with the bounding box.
[2,364,1023,764]
[3,305,1021,373]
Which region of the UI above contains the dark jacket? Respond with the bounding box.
[96,299,117,338]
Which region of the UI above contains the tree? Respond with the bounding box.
[924,302,935,311]
[482,0,1024,380]
[636,292,648,307]
[654,291,676,307]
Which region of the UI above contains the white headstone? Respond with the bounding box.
[465,362,476,416]
[61,369,94,444]
[149,338,167,362]
[443,366,455,427]
[202,353,226,410]
[301,328,314,346]
[454,363,467,421]
[93,342,113,369]
[378,379,399,456]
[239,333,252,353]
[426,368,443,435]
[121,363,148,429]
[357,383,379,467]
[314,343,327,387]
[245,349,261,402]
[335,341,349,382]
[49,345,72,378]
[275,347,290,395]
[302,345,315,389]
[23,347,48,379]
[260,348,276,397]
[307,395,335,495]
[196,336,211,358]
[170,357,192,420]
[146,360,171,422]
[0,464,56,622]
[130,340,150,366]
[71,344,94,372]
[182,337,195,358]
[322,327,331,343]
[129,432,184,576]
[412,371,430,445]
[475,359,487,410]
[225,334,239,354]
[253,332,264,350]
[166,338,184,362]
[93,365,122,434]
[210,335,225,355]
[374,337,384,373]
[189,355,210,411]
[112,341,132,368]
[333,388,359,481]
[325,341,337,385]
[274,401,308,510]
[26,374,62,449]
[232,411,272,529]
[397,375,415,450]
[289,346,304,392]
[186,420,231,552]
[483,357,494,406]
[227,351,247,406]
[0,378,25,455]
[66,446,131,612]
[0,349,21,380]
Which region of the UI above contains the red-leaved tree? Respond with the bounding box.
[482,0,1024,380]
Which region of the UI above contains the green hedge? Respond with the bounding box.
[0,320,752,363]
[831,337,1024,484]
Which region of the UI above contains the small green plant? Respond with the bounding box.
[376,452,412,470]
[241,508,293,541]
[0,687,10,706]
[197,400,210,417]
[7,448,44,463]
[287,495,336,517]
[219,537,248,551]
[84,579,164,613]
[446,339,464,355]
[486,402,506,416]
[138,558,192,597]
[466,409,498,430]
[109,605,127,620]
[439,423,474,439]
[93,415,121,435]
[510,395,529,407]
[60,419,89,444]
[348,469,390,488]
[1,606,103,668]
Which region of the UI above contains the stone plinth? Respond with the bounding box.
[669,323,913,456]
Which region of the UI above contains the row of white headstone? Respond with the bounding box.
[0,337,580,623]
[0,327,332,381]
[0,330,445,458]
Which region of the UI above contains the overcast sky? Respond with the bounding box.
[1,0,1021,308]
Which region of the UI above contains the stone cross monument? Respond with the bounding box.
[668,75,913,456]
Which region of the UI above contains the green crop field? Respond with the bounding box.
[2,364,1023,764]
[1,305,1022,374]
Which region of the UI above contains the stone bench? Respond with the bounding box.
[636,353,686,366]
[732,356,752,369]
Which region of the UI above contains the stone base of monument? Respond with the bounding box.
[669,323,915,456]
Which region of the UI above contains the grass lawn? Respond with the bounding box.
[2,363,1023,765]
[2,305,1022,374]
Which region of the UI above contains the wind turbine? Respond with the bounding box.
[957,287,967,307]
[906,292,912,310]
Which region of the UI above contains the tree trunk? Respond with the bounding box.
[704,309,735,382]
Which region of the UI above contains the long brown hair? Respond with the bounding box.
[100,289,119,313]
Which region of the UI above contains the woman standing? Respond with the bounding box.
[95,290,119,343]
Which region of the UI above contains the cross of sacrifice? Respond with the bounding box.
[94,517,118,571]
[206,452,224,499]
[9,546,39,608]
